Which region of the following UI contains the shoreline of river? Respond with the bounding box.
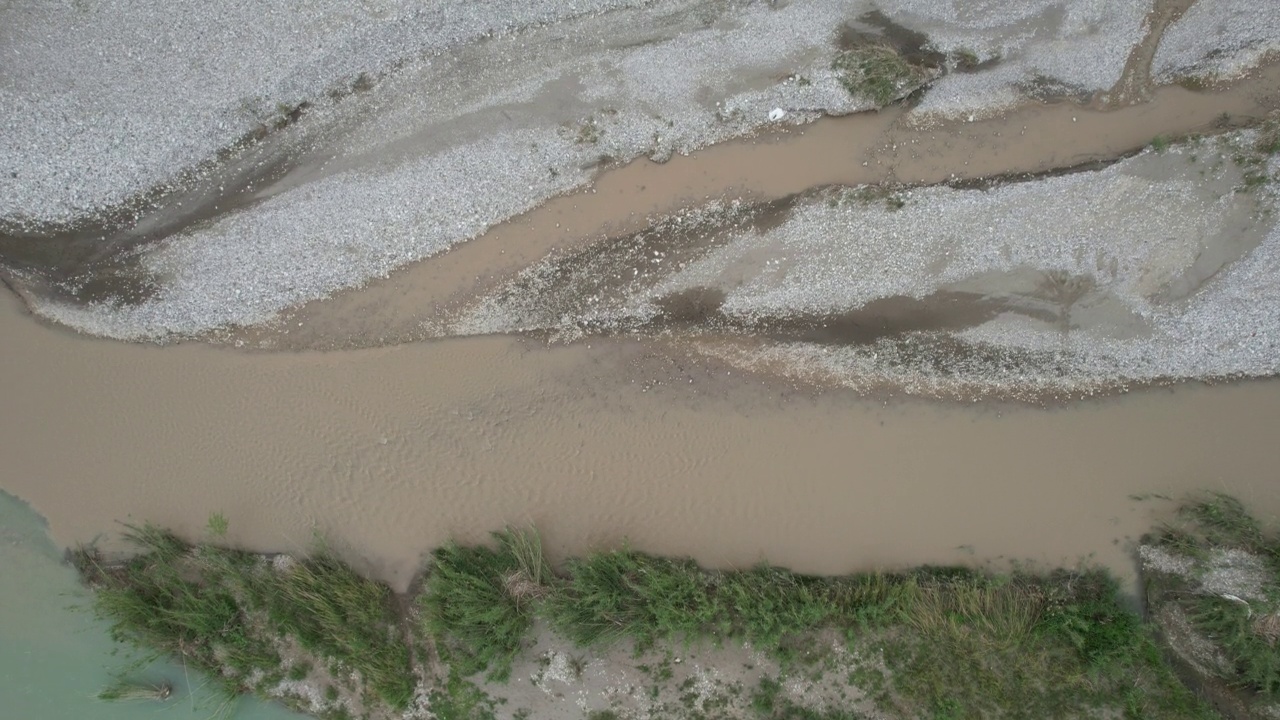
[73,492,1280,720]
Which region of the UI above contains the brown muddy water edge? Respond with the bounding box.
[3,290,1279,594]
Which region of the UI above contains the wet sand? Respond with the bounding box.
[3,290,1279,592]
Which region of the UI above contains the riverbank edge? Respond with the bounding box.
[68,495,1280,720]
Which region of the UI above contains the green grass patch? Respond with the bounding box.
[1182,492,1267,549]
[750,675,866,720]
[421,528,549,680]
[548,549,719,648]
[716,564,834,647]
[832,44,929,106]
[76,526,279,695]
[78,504,1265,720]
[536,548,1201,717]
[1215,123,1280,193]
[952,48,981,72]
[877,570,1213,719]
[545,549,907,654]
[246,553,413,708]
[428,667,499,720]
[1258,120,1280,156]
[76,523,412,710]
[97,676,173,702]
[1165,491,1280,574]
[1188,594,1280,697]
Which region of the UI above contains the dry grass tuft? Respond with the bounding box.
[1253,612,1280,646]
[503,569,551,605]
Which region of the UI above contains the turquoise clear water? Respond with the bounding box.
[0,491,306,720]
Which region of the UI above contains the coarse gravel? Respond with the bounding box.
[6,0,1280,400]
[0,0,654,225]
[12,0,896,340]
[890,0,1154,124]
[453,131,1280,398]
[1153,0,1280,82]
[4,0,1214,344]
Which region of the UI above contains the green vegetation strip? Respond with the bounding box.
[74,525,413,714]
[79,507,1276,719]
[425,538,1212,719]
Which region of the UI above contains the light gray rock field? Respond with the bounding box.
[3,0,1279,397]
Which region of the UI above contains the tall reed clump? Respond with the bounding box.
[75,523,413,711]
[78,505,1240,720]
[246,553,415,709]
[546,550,720,648]
[424,531,910,662]
[420,528,552,681]
[422,532,1206,717]
[73,525,280,695]
[543,551,910,652]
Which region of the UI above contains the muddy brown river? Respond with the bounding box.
[3,22,1279,594]
[4,288,1279,592]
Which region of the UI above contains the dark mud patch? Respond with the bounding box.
[653,289,1057,346]
[754,291,1054,346]
[703,331,1156,404]
[951,52,1003,74]
[0,66,406,311]
[0,131,301,307]
[64,266,162,307]
[653,286,728,325]
[1018,73,1095,104]
[940,154,1133,191]
[843,10,946,70]
[588,285,1141,404]
[471,196,797,336]
[469,134,1258,355]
